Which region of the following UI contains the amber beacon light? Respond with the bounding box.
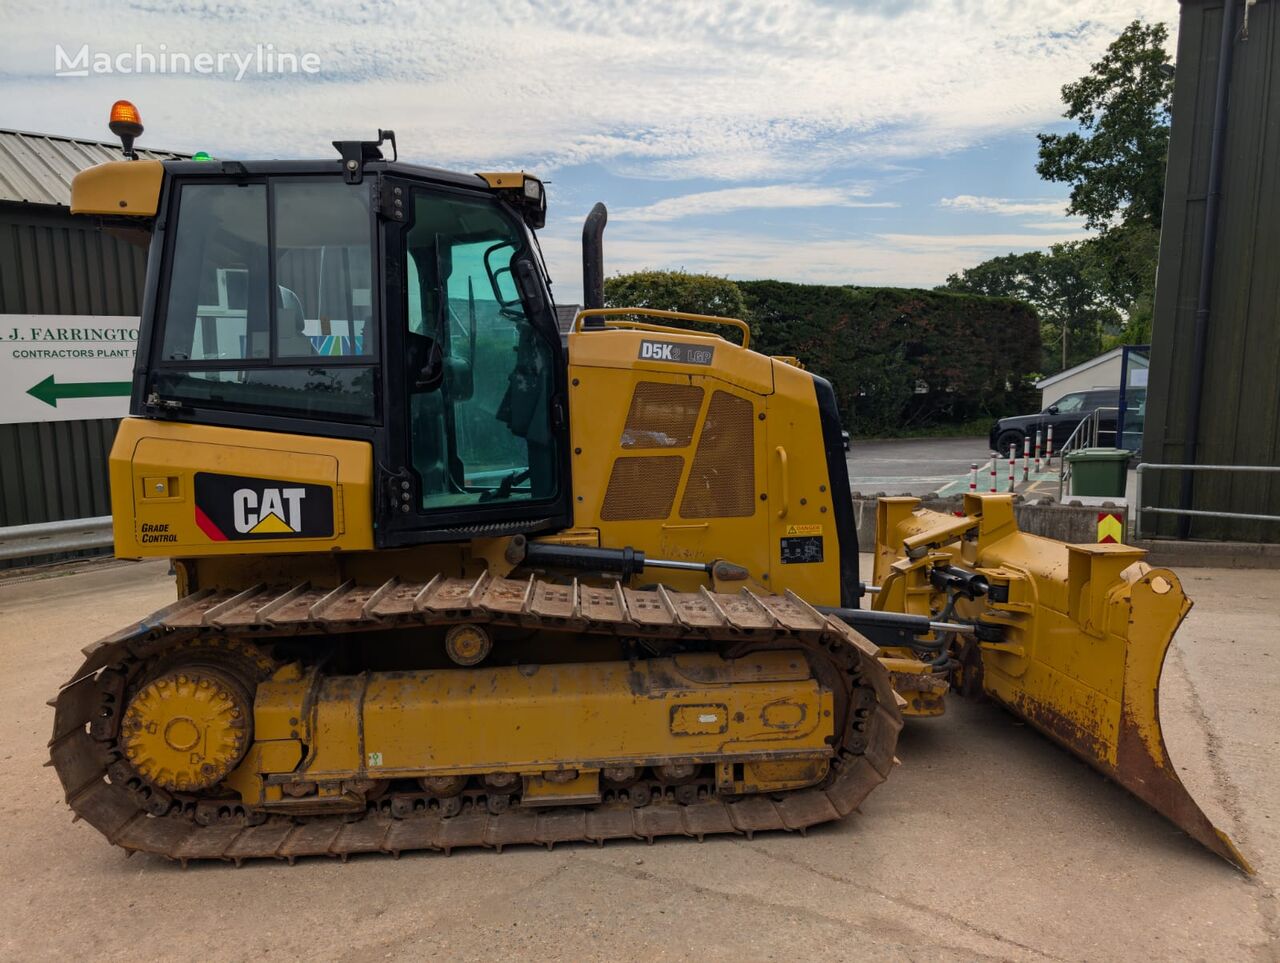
[108,99,144,158]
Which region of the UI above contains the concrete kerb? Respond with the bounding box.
[849,490,1280,569]
[1131,537,1280,570]
[849,491,1119,552]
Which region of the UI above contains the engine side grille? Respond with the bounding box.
[680,390,755,518]
[620,382,705,449]
[600,455,685,520]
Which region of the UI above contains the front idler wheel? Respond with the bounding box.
[120,666,253,793]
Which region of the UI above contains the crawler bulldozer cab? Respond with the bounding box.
[119,139,573,548]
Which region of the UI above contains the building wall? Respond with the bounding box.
[0,201,144,536]
[1039,355,1124,409]
[1143,0,1280,540]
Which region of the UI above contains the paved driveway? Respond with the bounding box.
[846,436,991,496]
[2,558,1273,960]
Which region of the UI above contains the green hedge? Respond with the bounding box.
[604,270,748,319]
[738,281,1040,436]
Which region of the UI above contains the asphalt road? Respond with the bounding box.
[846,436,992,496]
[2,559,1276,961]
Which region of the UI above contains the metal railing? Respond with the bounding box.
[0,516,113,562]
[1134,463,1280,536]
[1058,406,1119,499]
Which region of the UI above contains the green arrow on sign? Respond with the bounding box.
[27,375,131,408]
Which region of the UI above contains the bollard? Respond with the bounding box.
[969,463,978,492]
[1022,435,1030,481]
[1046,425,1054,465]
[1008,445,1016,492]
[1034,430,1042,474]
[989,453,997,493]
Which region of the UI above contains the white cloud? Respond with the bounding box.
[1020,219,1087,232]
[615,184,895,222]
[877,230,1088,251]
[1,0,1175,178]
[3,1,1165,299]
[538,221,1088,304]
[939,195,1072,217]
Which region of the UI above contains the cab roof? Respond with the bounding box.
[161,157,493,192]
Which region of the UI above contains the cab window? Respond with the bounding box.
[403,190,558,509]
[274,181,375,358]
[152,178,377,422]
[160,183,269,362]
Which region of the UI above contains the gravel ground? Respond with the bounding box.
[1,557,1276,962]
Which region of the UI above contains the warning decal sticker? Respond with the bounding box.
[784,524,823,537]
[780,535,824,564]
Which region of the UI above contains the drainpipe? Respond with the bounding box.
[1177,0,1239,538]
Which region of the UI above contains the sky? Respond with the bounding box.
[1,0,1175,304]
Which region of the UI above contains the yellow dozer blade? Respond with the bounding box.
[872,493,1251,874]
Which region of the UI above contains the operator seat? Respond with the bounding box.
[275,286,314,356]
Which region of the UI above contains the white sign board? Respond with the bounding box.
[0,315,139,425]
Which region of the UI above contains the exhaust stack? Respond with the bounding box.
[582,202,608,314]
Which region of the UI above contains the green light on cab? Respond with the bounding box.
[192,151,212,162]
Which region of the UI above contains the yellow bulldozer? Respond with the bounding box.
[49,102,1249,871]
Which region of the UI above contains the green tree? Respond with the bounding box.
[938,251,1042,301]
[944,20,1171,370]
[942,243,1119,372]
[604,270,748,319]
[1088,221,1160,344]
[1036,20,1174,230]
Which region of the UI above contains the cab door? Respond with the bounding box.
[377,180,572,546]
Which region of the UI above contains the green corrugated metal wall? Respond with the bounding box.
[1143,0,1280,540]
[0,201,144,538]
